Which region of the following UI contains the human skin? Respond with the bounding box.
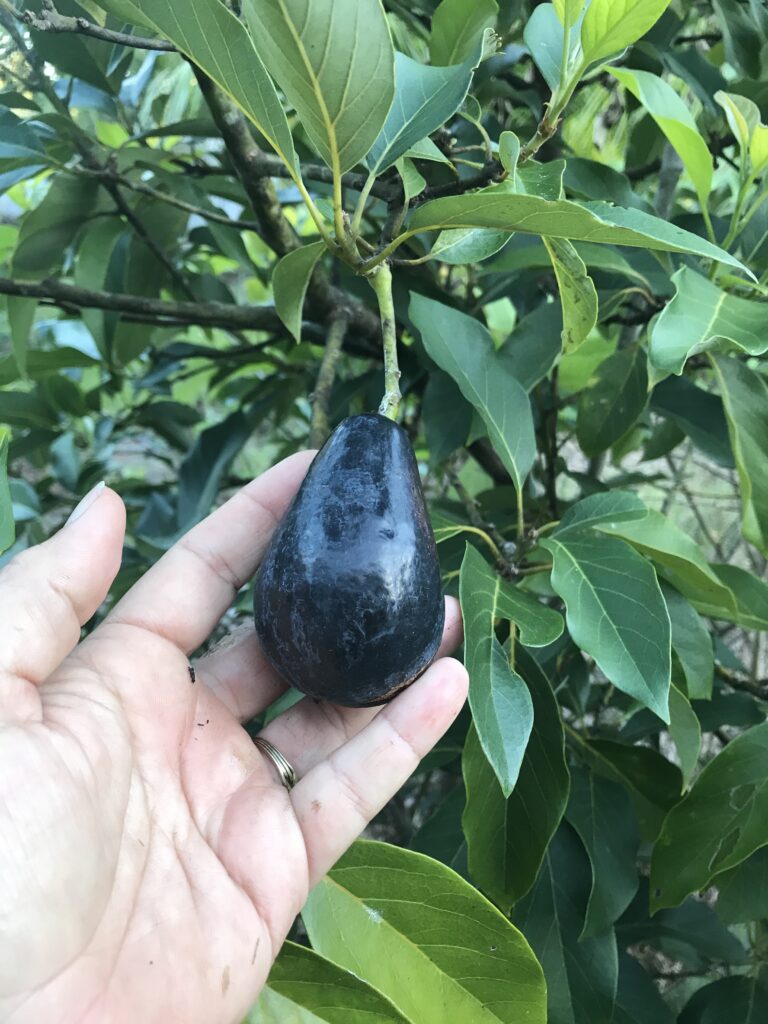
[0,451,468,1024]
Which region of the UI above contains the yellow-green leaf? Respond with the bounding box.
[430,0,498,65]
[243,0,395,174]
[581,0,673,65]
[543,236,598,353]
[272,241,325,343]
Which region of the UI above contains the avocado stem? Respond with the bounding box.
[368,262,401,421]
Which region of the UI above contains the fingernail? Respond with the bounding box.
[66,481,106,526]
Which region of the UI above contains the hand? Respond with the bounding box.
[0,452,468,1024]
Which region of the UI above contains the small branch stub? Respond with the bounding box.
[368,262,401,421]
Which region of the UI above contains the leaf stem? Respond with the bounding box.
[351,171,378,236]
[367,262,401,420]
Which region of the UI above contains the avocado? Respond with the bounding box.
[253,413,445,706]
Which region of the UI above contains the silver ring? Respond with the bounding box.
[253,736,297,791]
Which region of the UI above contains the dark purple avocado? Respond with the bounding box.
[253,413,445,707]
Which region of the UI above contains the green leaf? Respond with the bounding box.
[463,651,570,910]
[541,531,671,721]
[74,215,124,359]
[459,545,534,796]
[668,683,701,790]
[713,0,764,78]
[651,720,768,910]
[410,783,468,876]
[498,130,520,175]
[488,238,652,288]
[177,411,250,530]
[524,4,576,92]
[565,765,640,938]
[243,0,394,174]
[715,91,761,160]
[366,34,490,175]
[576,347,648,456]
[498,302,563,392]
[27,0,114,94]
[651,376,734,468]
[608,67,713,210]
[542,237,598,354]
[663,585,713,700]
[406,192,748,272]
[272,241,325,344]
[679,976,768,1024]
[612,954,676,1024]
[712,356,768,556]
[430,0,498,65]
[708,563,768,630]
[303,840,547,1024]
[514,824,619,1024]
[649,268,768,374]
[553,0,586,25]
[246,941,409,1023]
[555,490,648,535]
[576,737,683,841]
[0,429,14,555]
[422,372,472,464]
[10,174,103,373]
[430,226,509,265]
[716,847,768,924]
[596,510,737,616]
[580,0,673,65]
[99,0,298,174]
[410,293,536,498]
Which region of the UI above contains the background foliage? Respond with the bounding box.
[2,0,768,1020]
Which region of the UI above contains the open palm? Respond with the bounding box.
[0,451,467,1024]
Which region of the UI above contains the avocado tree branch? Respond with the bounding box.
[21,0,175,51]
[309,308,350,449]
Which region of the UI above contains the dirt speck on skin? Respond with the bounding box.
[311,799,322,814]
[251,938,261,965]
[221,965,230,996]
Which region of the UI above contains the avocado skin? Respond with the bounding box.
[253,413,445,707]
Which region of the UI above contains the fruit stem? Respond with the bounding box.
[368,262,401,421]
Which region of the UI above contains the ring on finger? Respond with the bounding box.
[253,736,298,791]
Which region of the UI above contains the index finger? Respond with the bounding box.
[107,450,315,653]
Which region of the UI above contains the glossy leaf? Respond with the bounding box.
[410,783,468,877]
[0,430,13,555]
[612,954,675,1024]
[410,293,536,498]
[514,824,619,1024]
[459,545,534,796]
[430,0,498,65]
[577,737,683,841]
[708,563,768,630]
[407,192,747,271]
[272,241,325,344]
[712,355,768,556]
[713,0,763,78]
[246,941,409,1023]
[99,0,298,173]
[580,0,673,65]
[608,67,712,210]
[576,347,648,456]
[177,411,250,530]
[463,651,569,910]
[679,976,768,1024]
[542,237,598,353]
[367,34,491,175]
[524,4,575,91]
[565,765,640,938]
[303,840,547,1024]
[668,683,701,789]
[663,585,713,700]
[596,511,737,616]
[716,847,768,924]
[555,490,648,534]
[541,531,671,721]
[553,0,586,25]
[242,0,393,174]
[651,720,768,909]
[650,268,768,374]
[651,376,734,468]
[498,302,563,392]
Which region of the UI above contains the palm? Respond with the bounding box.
[0,453,466,1024]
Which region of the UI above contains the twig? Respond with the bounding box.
[447,463,513,577]
[368,263,401,420]
[71,165,264,232]
[715,663,768,700]
[22,0,175,50]
[309,309,350,448]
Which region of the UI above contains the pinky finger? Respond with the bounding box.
[291,658,469,888]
